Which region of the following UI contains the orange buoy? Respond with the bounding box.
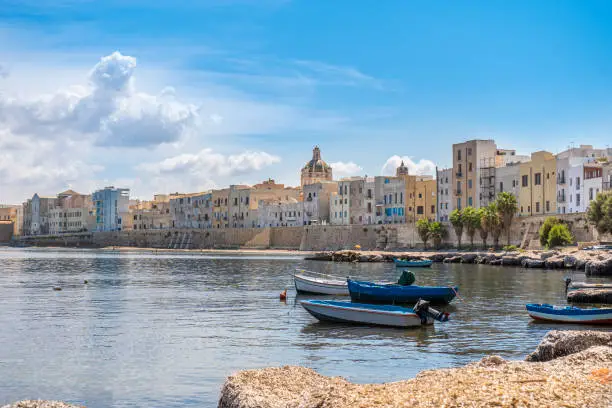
[279,289,287,301]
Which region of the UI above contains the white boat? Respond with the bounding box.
[300,300,429,327]
[293,270,348,295]
[567,281,612,290]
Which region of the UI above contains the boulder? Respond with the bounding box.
[358,255,370,262]
[526,330,612,362]
[575,259,587,271]
[427,253,446,262]
[460,253,477,263]
[489,259,502,266]
[539,250,558,260]
[567,289,612,304]
[585,258,612,276]
[544,256,565,269]
[371,254,384,262]
[521,258,545,268]
[563,255,578,269]
[443,256,462,263]
[501,256,521,266]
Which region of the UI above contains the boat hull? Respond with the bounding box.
[393,259,433,268]
[526,304,612,325]
[294,274,348,295]
[300,300,428,327]
[348,279,457,305]
[568,282,612,290]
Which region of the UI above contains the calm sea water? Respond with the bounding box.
[0,247,603,407]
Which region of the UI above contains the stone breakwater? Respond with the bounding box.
[307,248,612,276]
[218,330,612,408]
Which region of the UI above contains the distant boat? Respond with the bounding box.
[300,300,449,328]
[393,258,433,268]
[348,279,458,305]
[567,281,612,290]
[293,270,348,295]
[526,304,612,325]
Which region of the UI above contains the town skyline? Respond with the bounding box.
[3,2,612,203]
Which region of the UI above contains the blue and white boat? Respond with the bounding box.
[300,300,449,328]
[393,258,433,268]
[293,270,348,295]
[348,279,458,305]
[526,304,612,325]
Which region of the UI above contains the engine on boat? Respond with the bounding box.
[413,299,450,323]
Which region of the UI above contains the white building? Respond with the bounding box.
[302,181,337,225]
[93,187,130,232]
[436,168,453,222]
[495,163,521,202]
[257,198,304,227]
[170,192,213,229]
[374,176,405,224]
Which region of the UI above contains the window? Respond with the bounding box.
[400,192,403,203]
[457,150,462,160]
[418,193,422,199]
[457,198,461,210]
[467,148,472,156]
[457,181,461,191]
[536,202,540,213]
[534,173,541,185]
[499,182,504,192]
[589,188,594,200]
[468,162,473,172]
[576,177,580,190]
[394,193,398,203]
[512,179,516,188]
[344,185,348,195]
[576,194,580,207]
[431,205,435,214]
[546,201,550,212]
[417,206,424,215]
[528,205,531,213]
[458,164,462,174]
[522,175,528,187]
[468,179,472,189]
[468,197,473,206]
[521,206,524,213]
[384,196,387,204]
[546,173,550,179]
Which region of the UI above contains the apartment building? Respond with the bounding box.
[436,168,454,222]
[303,181,338,225]
[92,187,130,232]
[495,163,521,203]
[518,151,556,216]
[452,139,498,210]
[212,188,230,229]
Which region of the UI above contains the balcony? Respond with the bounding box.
[557,177,566,185]
[455,172,463,178]
[557,195,566,203]
[454,189,462,196]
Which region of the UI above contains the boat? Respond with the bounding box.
[300,299,449,328]
[566,281,612,290]
[293,270,348,295]
[347,279,458,305]
[526,304,612,324]
[393,258,433,268]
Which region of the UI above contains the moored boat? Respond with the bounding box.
[567,281,612,290]
[348,279,458,305]
[526,303,612,324]
[293,270,348,295]
[300,299,449,328]
[393,258,433,268]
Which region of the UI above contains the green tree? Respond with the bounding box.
[547,224,573,247]
[496,192,519,246]
[478,207,488,248]
[587,191,612,235]
[462,206,481,248]
[539,216,560,247]
[449,209,464,249]
[428,221,447,249]
[416,218,431,249]
[482,203,503,248]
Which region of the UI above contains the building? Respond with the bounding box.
[518,151,556,216]
[0,205,20,236]
[302,181,338,225]
[132,194,174,230]
[374,176,406,224]
[436,168,454,222]
[404,174,436,223]
[495,163,521,203]
[228,185,252,228]
[603,162,612,192]
[556,144,612,160]
[48,190,95,234]
[452,139,498,210]
[92,187,130,231]
[301,146,333,188]
[22,194,59,235]
[329,177,374,225]
[212,188,230,229]
[169,192,212,229]
[562,161,603,214]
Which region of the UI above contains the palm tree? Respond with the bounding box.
[477,207,488,248]
[496,192,518,246]
[462,206,480,248]
[416,219,431,249]
[449,209,464,249]
[482,203,503,248]
[428,221,447,249]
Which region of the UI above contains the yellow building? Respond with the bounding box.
[0,206,19,235]
[211,188,230,229]
[519,151,557,216]
[394,162,437,222]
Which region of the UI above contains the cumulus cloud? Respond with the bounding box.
[381,156,436,177]
[138,148,281,178]
[0,51,197,147]
[329,161,363,178]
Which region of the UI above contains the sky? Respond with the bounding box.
[1,0,612,203]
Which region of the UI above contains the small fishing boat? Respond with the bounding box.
[293,270,348,295]
[300,299,449,328]
[526,304,612,324]
[348,279,458,305]
[393,258,433,268]
[566,281,612,290]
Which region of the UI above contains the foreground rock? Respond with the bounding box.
[567,288,612,304]
[1,402,82,408]
[219,331,612,408]
[526,330,612,362]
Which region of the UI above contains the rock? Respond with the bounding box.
[526,330,612,362]
[575,259,587,271]
[371,254,384,262]
[427,253,446,262]
[585,258,612,276]
[460,254,477,263]
[501,256,520,266]
[443,256,462,263]
[489,259,502,266]
[568,289,612,304]
[544,256,565,269]
[540,250,558,260]
[358,255,370,263]
[521,258,545,268]
[1,402,83,408]
[563,255,578,268]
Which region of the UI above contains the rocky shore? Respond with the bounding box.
[307,248,612,276]
[219,330,612,408]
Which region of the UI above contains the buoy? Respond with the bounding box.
[84,280,88,284]
[53,287,62,291]
[279,289,287,301]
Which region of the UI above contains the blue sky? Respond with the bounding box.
[1,0,612,202]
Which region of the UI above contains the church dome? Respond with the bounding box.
[303,146,331,172]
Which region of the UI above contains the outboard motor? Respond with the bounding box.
[564,277,572,293]
[413,299,450,324]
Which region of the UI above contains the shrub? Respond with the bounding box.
[539,217,560,247]
[428,221,447,249]
[587,191,612,235]
[547,224,573,247]
[502,244,519,252]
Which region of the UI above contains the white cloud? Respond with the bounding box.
[381,156,436,177]
[138,148,281,178]
[329,161,363,178]
[0,64,8,78]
